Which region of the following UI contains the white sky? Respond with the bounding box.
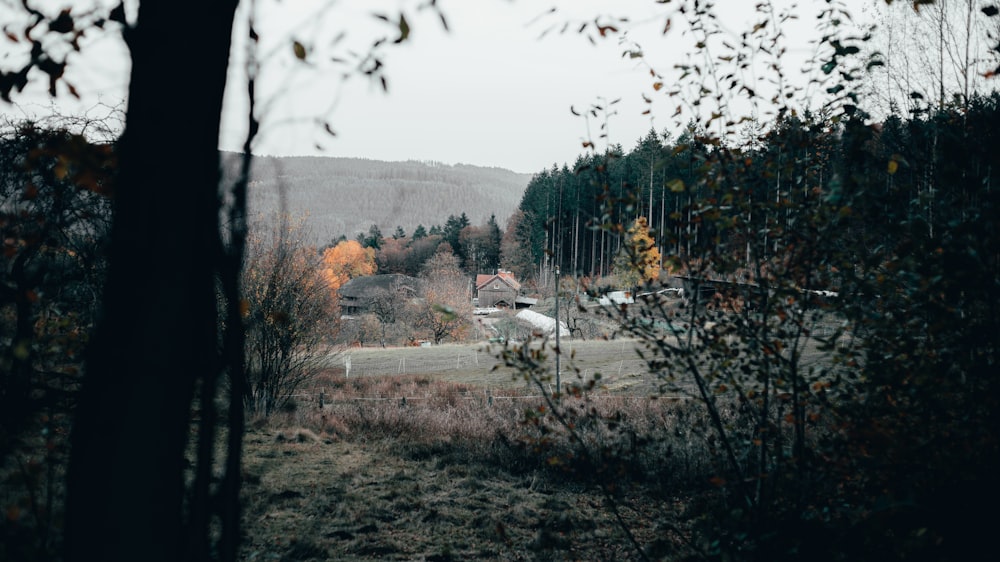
[5,0,872,174]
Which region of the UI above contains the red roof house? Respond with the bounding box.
[475,270,521,308]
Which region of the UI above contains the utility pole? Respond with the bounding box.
[554,264,560,395]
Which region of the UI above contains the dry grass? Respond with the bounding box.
[241,372,736,560]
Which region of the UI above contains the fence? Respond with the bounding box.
[334,350,500,378]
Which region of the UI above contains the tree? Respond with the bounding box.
[241,218,335,417]
[442,212,470,264]
[4,1,992,560]
[412,223,428,240]
[487,213,503,267]
[459,219,502,274]
[360,223,384,249]
[612,216,660,289]
[507,3,1000,560]
[404,234,443,276]
[375,236,410,274]
[367,279,408,348]
[869,0,997,114]
[411,246,471,344]
[0,119,114,557]
[0,1,441,559]
[500,209,537,283]
[322,239,377,292]
[0,121,114,439]
[57,3,246,560]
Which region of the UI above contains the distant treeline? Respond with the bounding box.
[507,92,1000,283]
[342,212,504,278]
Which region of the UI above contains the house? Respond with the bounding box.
[338,274,422,316]
[475,270,521,308]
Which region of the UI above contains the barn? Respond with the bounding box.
[338,274,422,316]
[475,270,521,308]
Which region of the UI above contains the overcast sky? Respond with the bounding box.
[8,0,871,174]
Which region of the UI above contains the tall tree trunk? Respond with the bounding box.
[65,2,240,561]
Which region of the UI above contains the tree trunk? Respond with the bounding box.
[65,2,239,561]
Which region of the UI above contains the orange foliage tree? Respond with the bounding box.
[613,216,661,288]
[321,239,376,291]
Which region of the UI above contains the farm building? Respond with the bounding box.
[475,270,521,308]
[515,309,570,337]
[338,274,422,316]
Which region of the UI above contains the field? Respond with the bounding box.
[241,331,849,561]
[242,338,712,561]
[312,338,670,393]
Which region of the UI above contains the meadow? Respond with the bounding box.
[241,339,725,561]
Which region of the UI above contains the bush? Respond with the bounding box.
[238,217,337,417]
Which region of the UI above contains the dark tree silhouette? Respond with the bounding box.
[63,2,243,561]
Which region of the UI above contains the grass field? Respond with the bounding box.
[242,366,700,561]
[242,335,750,560]
[243,331,844,560]
[311,338,677,397]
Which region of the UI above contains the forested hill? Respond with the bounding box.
[221,153,531,243]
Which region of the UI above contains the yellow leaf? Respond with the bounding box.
[887,160,898,175]
[653,81,664,91]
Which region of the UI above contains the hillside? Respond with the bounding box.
[221,153,531,244]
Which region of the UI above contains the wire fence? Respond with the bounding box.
[331,351,503,378]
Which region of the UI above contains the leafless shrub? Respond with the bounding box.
[238,215,338,418]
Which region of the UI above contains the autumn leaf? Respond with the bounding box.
[293,41,306,60]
